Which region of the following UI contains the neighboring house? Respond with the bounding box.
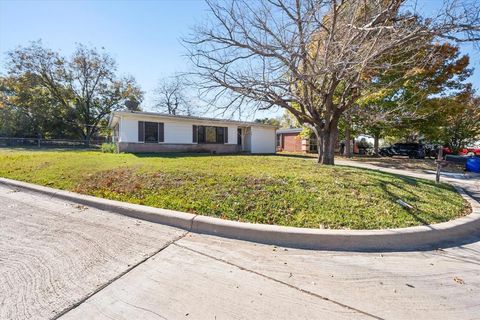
[109,111,277,154]
[276,128,303,152]
[277,127,361,154]
[276,128,319,153]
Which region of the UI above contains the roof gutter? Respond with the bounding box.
[114,111,278,129]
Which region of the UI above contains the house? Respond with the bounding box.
[109,111,277,154]
[276,128,303,152]
[277,127,357,154]
[276,128,317,153]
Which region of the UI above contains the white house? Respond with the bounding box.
[108,111,277,154]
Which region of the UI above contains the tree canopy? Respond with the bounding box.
[1,41,143,144]
[355,42,473,147]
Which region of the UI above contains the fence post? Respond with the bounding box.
[435,147,443,184]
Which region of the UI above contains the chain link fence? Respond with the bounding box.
[0,137,109,149]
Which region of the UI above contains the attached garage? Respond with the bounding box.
[276,128,303,152]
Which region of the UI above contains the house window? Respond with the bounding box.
[309,138,318,152]
[193,125,228,144]
[276,134,281,147]
[206,126,217,143]
[138,121,164,143]
[145,122,159,143]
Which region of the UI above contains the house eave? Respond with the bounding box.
[109,111,278,129]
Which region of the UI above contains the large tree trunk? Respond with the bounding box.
[315,117,339,165]
[84,125,96,148]
[373,133,380,156]
[84,136,90,147]
[344,125,352,158]
[316,129,324,164]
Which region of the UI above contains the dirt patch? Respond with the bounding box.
[75,168,190,194]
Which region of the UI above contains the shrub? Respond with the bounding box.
[101,142,117,153]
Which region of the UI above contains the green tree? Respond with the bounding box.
[0,74,69,138]
[354,43,472,150]
[426,93,480,151]
[5,41,143,145]
[254,117,281,126]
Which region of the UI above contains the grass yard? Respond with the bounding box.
[0,149,470,229]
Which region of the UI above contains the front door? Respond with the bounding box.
[237,128,242,146]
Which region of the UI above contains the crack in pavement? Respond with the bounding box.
[52,231,190,320]
[117,299,169,320]
[173,243,385,320]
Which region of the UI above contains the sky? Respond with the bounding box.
[1,0,479,120]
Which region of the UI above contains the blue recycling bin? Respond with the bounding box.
[466,157,480,173]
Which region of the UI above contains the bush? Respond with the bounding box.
[101,142,117,153]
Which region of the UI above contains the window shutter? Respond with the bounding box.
[138,121,144,142]
[192,125,198,143]
[198,126,205,143]
[224,127,228,144]
[158,123,164,142]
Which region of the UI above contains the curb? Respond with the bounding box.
[1,177,479,251]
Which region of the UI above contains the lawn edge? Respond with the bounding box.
[1,177,479,252]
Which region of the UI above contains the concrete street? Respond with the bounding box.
[1,165,480,319]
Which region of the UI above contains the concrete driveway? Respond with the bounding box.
[1,183,480,320]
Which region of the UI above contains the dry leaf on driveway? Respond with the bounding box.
[453,276,465,284]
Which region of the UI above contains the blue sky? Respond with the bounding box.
[0,0,215,112]
[1,0,479,119]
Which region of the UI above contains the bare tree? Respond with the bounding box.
[185,0,480,164]
[154,76,194,115]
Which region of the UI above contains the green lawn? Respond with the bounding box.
[0,149,469,229]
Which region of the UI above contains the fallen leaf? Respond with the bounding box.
[454,276,465,284]
[72,204,88,211]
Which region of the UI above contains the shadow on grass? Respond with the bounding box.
[378,180,446,227]
[335,164,454,189]
[336,164,460,227]
[276,153,317,160]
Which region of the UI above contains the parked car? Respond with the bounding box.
[379,143,425,159]
[443,146,480,157]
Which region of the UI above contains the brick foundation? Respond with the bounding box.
[118,142,242,153]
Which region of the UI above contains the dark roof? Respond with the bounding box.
[110,111,277,128]
[276,128,303,134]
